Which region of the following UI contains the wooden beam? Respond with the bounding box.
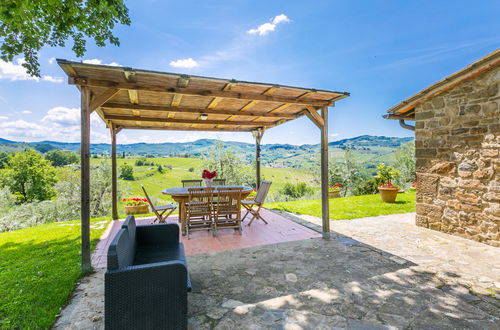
[104,114,277,127]
[128,90,139,104]
[207,97,222,109]
[304,107,325,128]
[320,106,330,239]
[177,75,190,88]
[262,86,278,95]
[252,128,264,189]
[110,126,118,220]
[89,88,120,112]
[102,102,297,119]
[222,81,235,91]
[116,125,253,132]
[171,94,182,107]
[80,86,92,272]
[69,77,333,106]
[241,100,258,111]
[270,103,292,113]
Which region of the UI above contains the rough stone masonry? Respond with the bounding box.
[415,64,499,246]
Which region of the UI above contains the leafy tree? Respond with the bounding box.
[119,163,134,180]
[0,152,9,169]
[0,0,131,76]
[203,141,253,186]
[45,149,79,167]
[395,141,416,183]
[157,165,163,173]
[3,150,57,202]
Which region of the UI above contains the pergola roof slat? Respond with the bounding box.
[57,59,349,131]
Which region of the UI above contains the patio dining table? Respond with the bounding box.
[162,185,253,235]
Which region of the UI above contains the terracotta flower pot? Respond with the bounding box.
[328,191,340,198]
[124,204,149,215]
[378,187,399,203]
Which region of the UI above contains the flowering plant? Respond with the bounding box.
[122,198,149,206]
[202,169,217,179]
[329,184,342,192]
[379,182,399,189]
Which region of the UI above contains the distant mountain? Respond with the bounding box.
[0,135,413,169]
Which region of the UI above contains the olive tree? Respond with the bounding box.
[0,0,130,76]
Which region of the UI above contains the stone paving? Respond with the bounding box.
[54,212,500,329]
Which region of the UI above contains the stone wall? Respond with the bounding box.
[414,65,499,247]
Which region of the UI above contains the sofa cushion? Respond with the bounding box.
[134,243,187,266]
[122,215,137,250]
[107,228,135,270]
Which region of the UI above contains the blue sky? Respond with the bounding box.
[0,0,498,145]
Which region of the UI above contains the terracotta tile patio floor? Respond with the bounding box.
[91,209,321,268]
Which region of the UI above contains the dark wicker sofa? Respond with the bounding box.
[105,215,191,330]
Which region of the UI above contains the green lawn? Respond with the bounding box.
[0,218,109,329]
[267,190,416,220]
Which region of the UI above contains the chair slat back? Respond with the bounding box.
[182,179,202,187]
[213,178,226,186]
[255,181,272,204]
[187,187,214,217]
[140,184,155,210]
[215,187,242,216]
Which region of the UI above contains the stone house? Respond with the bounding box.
[385,49,499,247]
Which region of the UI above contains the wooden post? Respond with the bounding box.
[252,129,264,189]
[320,106,330,239]
[80,86,92,272]
[111,126,118,220]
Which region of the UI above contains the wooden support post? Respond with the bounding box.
[252,128,264,189]
[111,126,118,220]
[320,106,330,239]
[80,86,92,272]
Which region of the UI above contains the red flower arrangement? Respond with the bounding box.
[379,182,399,189]
[202,169,217,179]
[329,184,342,192]
[122,198,148,206]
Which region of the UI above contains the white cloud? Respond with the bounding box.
[330,133,339,138]
[48,57,56,64]
[0,116,9,120]
[42,75,64,83]
[247,14,290,36]
[42,107,81,127]
[20,110,32,114]
[169,58,199,69]
[82,59,122,67]
[0,58,64,83]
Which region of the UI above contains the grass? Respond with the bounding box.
[0,217,109,329]
[268,190,416,220]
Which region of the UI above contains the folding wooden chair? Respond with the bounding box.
[242,181,272,226]
[182,179,202,187]
[185,187,214,239]
[141,185,177,223]
[213,187,243,236]
[213,178,226,186]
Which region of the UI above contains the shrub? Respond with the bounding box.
[280,182,314,199]
[188,167,194,172]
[45,149,79,167]
[119,163,134,180]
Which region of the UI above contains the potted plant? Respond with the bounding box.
[202,169,217,187]
[376,164,400,203]
[328,184,342,198]
[123,198,149,215]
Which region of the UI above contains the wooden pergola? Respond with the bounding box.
[57,59,349,271]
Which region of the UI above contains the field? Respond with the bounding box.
[268,190,416,220]
[0,217,109,328]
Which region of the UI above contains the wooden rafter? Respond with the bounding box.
[101,102,297,119]
[303,107,324,128]
[171,94,183,107]
[69,77,334,106]
[207,97,222,109]
[116,125,253,132]
[104,114,278,127]
[89,88,120,112]
[128,90,139,104]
